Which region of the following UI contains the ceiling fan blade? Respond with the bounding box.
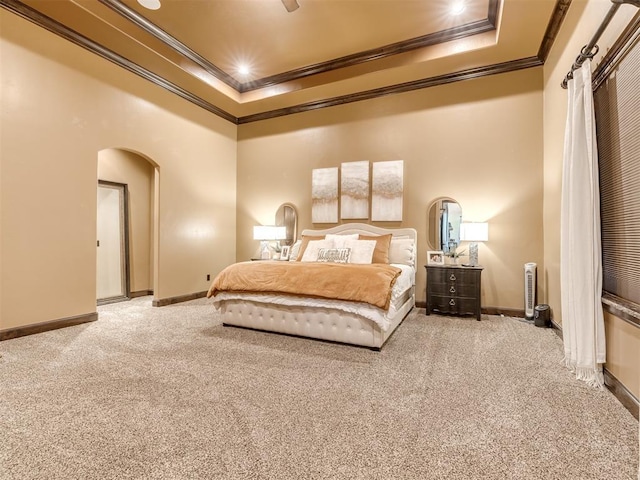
[281,0,299,12]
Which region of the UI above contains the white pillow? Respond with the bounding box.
[300,239,334,262]
[344,239,377,264]
[389,238,415,266]
[289,240,302,261]
[325,234,359,248]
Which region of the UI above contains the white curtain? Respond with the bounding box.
[560,61,606,388]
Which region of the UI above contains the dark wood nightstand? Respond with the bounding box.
[425,264,483,321]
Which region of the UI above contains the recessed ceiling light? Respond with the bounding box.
[137,0,161,10]
[238,64,250,76]
[450,2,465,15]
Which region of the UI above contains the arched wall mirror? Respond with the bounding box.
[427,198,462,254]
[275,203,298,246]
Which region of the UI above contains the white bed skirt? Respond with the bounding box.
[219,292,414,349]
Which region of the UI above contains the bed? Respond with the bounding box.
[207,223,417,349]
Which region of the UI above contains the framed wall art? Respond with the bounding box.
[371,160,403,221]
[340,161,369,219]
[312,167,338,223]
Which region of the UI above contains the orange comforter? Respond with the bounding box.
[207,261,401,310]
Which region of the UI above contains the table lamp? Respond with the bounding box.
[460,222,488,267]
[253,225,286,259]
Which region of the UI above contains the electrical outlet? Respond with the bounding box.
[206,274,210,281]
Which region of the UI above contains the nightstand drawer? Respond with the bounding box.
[427,267,477,284]
[429,295,478,316]
[428,282,477,297]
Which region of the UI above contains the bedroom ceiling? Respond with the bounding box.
[2,0,562,123]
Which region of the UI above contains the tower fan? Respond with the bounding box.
[524,263,537,320]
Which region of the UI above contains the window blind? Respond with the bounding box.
[594,33,640,305]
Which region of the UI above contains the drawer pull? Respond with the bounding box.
[449,299,456,306]
[449,286,456,293]
[449,274,457,281]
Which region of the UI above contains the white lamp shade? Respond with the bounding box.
[253,225,286,240]
[275,226,287,240]
[460,222,489,242]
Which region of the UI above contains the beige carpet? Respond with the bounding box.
[1,296,637,479]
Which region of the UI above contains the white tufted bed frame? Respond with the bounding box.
[219,223,417,350]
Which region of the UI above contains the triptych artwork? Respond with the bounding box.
[311,167,339,223]
[311,160,403,223]
[340,160,369,220]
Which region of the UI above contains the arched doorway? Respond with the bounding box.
[97,148,158,304]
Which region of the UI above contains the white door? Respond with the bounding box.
[97,182,129,301]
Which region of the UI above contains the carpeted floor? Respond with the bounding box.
[0,296,637,479]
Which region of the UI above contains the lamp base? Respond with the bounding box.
[260,241,271,260]
[468,242,479,266]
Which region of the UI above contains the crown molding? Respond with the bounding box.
[99,0,501,93]
[238,56,543,124]
[1,0,571,124]
[97,0,243,91]
[538,0,572,62]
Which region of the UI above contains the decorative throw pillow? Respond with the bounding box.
[344,239,377,264]
[295,235,325,261]
[316,248,351,263]
[288,240,302,261]
[358,233,392,263]
[388,238,415,266]
[325,234,359,248]
[300,239,333,262]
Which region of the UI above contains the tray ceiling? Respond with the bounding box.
[2,0,563,123]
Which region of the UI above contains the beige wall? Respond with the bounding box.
[238,67,545,310]
[604,312,640,399]
[0,11,237,331]
[98,149,155,294]
[543,0,639,398]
